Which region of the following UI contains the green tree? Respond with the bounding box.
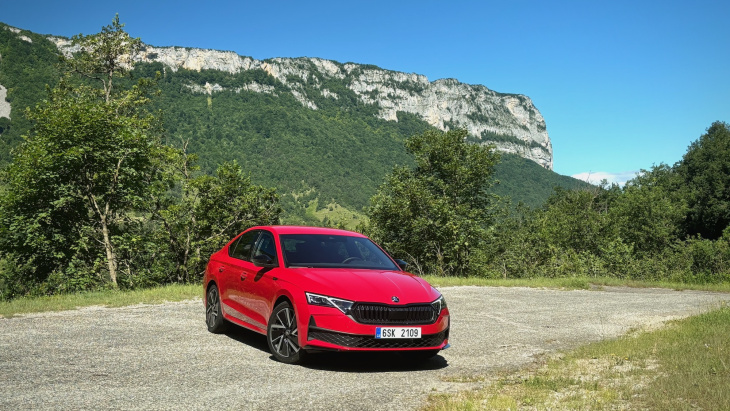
[0,16,162,293]
[531,187,617,256]
[150,143,281,283]
[676,121,730,239]
[366,129,500,276]
[609,165,686,256]
[65,14,141,104]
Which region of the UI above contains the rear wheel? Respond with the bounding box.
[206,284,228,333]
[267,301,307,364]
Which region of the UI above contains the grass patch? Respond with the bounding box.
[312,201,367,230]
[420,275,730,292]
[0,283,201,318]
[420,276,591,290]
[424,303,730,410]
[586,276,730,292]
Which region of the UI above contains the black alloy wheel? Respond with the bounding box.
[206,284,228,333]
[267,301,307,364]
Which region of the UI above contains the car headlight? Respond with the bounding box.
[431,294,447,315]
[306,293,354,314]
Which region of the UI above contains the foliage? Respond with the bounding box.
[0,14,163,293]
[65,15,142,103]
[364,121,728,284]
[148,147,280,283]
[484,136,730,284]
[676,121,730,239]
[0,17,281,300]
[366,129,501,276]
[609,164,686,256]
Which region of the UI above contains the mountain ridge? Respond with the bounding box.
[47,35,553,169]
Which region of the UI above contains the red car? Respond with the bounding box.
[203,226,450,364]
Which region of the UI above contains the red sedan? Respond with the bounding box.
[204,226,450,364]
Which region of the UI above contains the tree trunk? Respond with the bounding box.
[90,198,118,288]
[100,214,118,287]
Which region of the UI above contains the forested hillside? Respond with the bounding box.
[0,24,60,164]
[133,62,431,211]
[0,22,588,225]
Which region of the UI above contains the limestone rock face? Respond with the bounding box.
[139,46,256,73]
[48,39,553,169]
[0,84,10,119]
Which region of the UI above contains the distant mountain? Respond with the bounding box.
[0,22,588,225]
[53,37,553,169]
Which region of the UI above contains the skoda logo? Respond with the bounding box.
[391,296,400,303]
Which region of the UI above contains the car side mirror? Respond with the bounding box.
[252,254,277,268]
[394,259,408,270]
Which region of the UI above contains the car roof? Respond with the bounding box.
[250,225,368,237]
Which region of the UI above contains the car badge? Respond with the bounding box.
[392,296,399,303]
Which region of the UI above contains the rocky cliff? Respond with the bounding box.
[48,39,553,169]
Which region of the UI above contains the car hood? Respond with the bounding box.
[291,268,439,305]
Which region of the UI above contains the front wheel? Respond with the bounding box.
[267,301,307,364]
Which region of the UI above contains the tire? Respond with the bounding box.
[400,349,440,361]
[206,284,228,333]
[267,301,307,364]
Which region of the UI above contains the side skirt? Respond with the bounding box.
[221,302,267,334]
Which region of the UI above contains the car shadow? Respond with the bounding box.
[223,326,271,353]
[299,351,449,373]
[221,326,449,372]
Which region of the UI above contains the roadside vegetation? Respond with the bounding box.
[365,122,730,286]
[425,303,730,410]
[421,275,730,292]
[0,283,200,318]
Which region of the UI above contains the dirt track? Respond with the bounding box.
[1,286,728,410]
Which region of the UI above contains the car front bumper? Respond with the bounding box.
[301,307,450,352]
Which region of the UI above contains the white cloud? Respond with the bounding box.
[571,171,639,187]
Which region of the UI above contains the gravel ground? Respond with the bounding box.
[1,286,728,410]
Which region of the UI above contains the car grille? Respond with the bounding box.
[351,303,437,325]
[308,328,448,349]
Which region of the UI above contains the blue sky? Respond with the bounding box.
[3,0,729,184]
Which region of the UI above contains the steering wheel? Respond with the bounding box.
[342,257,363,264]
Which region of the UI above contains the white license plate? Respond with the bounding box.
[375,327,421,339]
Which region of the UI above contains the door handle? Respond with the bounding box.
[218,267,224,272]
[240,275,247,281]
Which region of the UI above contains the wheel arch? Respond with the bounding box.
[273,294,292,308]
[204,279,219,306]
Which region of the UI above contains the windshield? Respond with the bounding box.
[280,234,399,270]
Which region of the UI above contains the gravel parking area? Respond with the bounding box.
[1,286,728,410]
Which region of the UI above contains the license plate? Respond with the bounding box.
[375,327,421,339]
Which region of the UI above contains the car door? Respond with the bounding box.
[219,230,260,321]
[240,230,282,328]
